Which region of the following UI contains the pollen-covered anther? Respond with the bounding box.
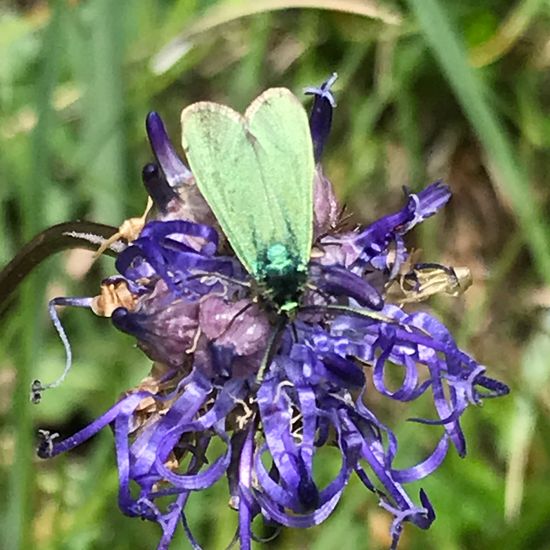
[91,279,138,317]
[387,262,473,304]
[93,197,153,258]
[124,363,183,431]
[233,398,254,429]
[133,363,170,394]
[228,496,239,511]
[164,451,180,472]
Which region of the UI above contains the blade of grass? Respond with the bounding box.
[406,0,550,285]
[151,0,403,74]
[228,13,271,102]
[79,0,127,223]
[469,0,545,68]
[3,3,63,549]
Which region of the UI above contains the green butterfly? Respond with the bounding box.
[181,88,314,313]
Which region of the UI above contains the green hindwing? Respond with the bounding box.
[180,88,314,280]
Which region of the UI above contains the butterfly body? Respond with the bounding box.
[254,243,307,312]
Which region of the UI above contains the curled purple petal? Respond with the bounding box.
[321,181,451,272]
[38,391,151,459]
[310,263,384,310]
[391,436,449,483]
[413,180,452,222]
[319,352,365,388]
[238,426,255,550]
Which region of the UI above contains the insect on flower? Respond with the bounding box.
[3,74,509,550]
[181,87,315,316]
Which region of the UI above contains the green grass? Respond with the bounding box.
[1,1,550,549]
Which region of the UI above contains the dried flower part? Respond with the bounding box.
[91,278,138,317]
[126,362,183,433]
[313,166,340,237]
[94,198,153,258]
[387,262,473,304]
[36,78,509,550]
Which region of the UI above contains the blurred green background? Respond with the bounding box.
[1,0,550,549]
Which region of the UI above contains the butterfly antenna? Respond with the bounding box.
[299,303,435,342]
[187,271,250,289]
[299,303,393,324]
[304,282,331,302]
[31,296,93,404]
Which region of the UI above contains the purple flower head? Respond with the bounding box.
[36,77,509,550]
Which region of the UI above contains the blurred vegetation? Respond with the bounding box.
[1,0,550,549]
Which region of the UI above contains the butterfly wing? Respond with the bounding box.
[180,88,314,277]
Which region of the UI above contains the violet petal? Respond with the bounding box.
[146,111,192,188]
[305,73,337,162]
